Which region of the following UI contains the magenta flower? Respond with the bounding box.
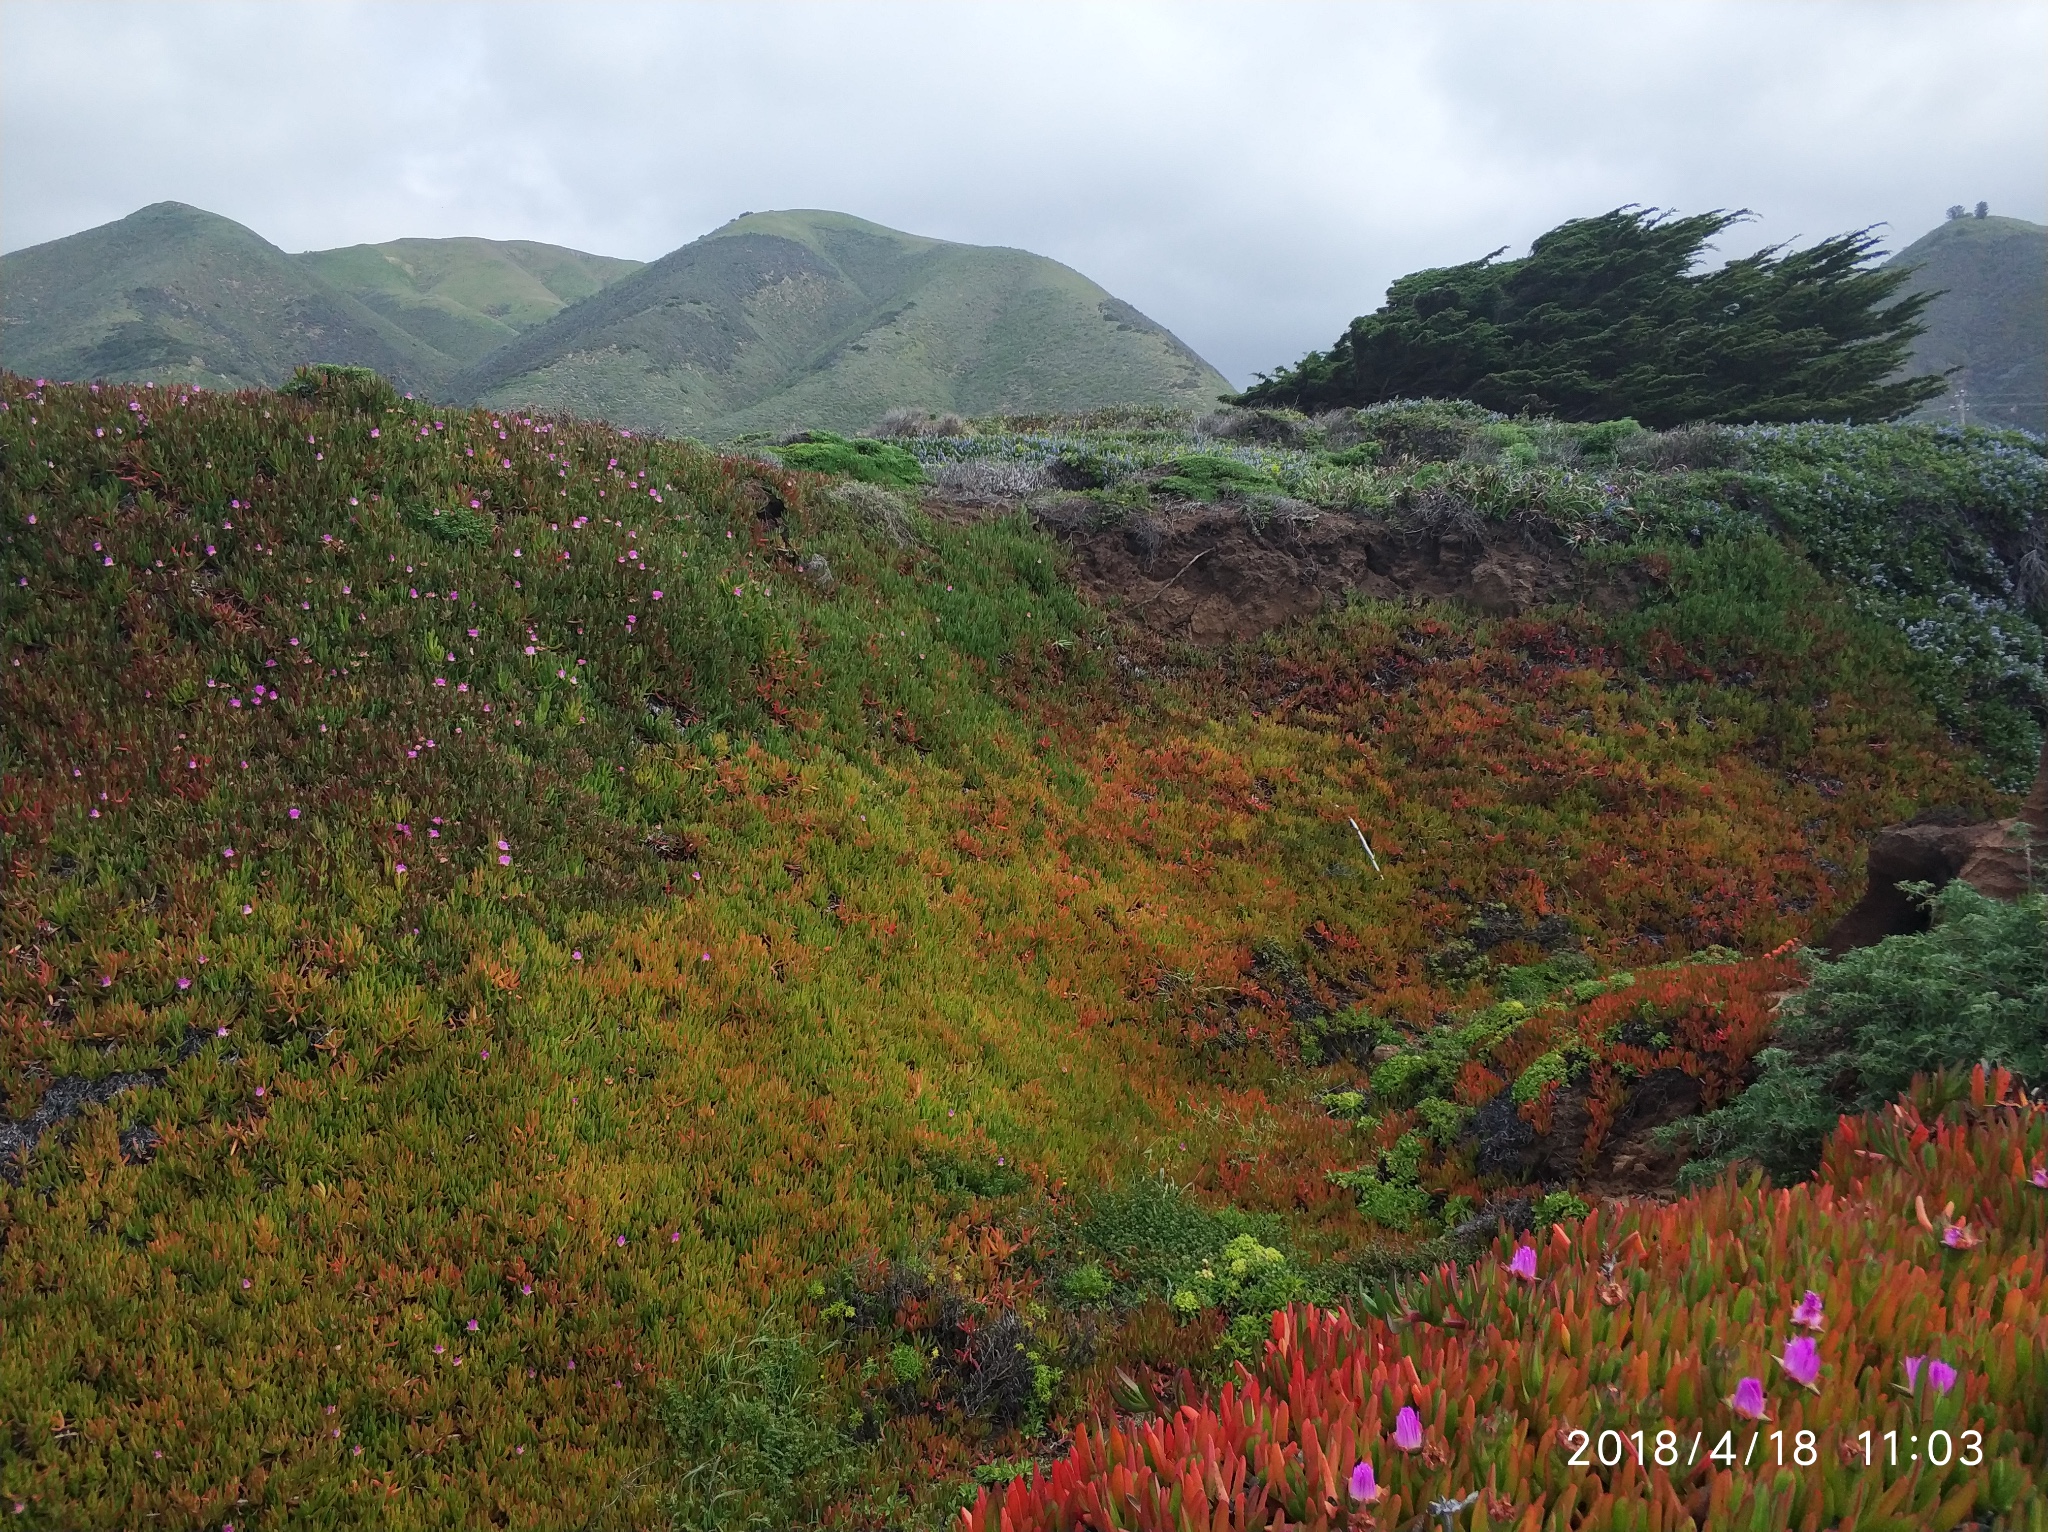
[1942,1221,1979,1249]
[615,1235,626,1247]
[177,977,192,990]
[1780,1336,1821,1390]
[1348,1459,1381,1503]
[466,1319,479,1332]
[2030,1165,2048,1189]
[1789,1290,1825,1330]
[1928,1358,1958,1395]
[1392,1406,1423,1452]
[1505,1243,1539,1282]
[1727,1376,1768,1419]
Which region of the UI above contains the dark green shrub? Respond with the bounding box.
[1297,1004,1384,1066]
[1672,881,2047,1187]
[282,363,400,415]
[1155,454,1273,500]
[1353,398,1502,462]
[775,432,925,489]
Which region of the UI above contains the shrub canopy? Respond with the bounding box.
[1238,208,1946,428]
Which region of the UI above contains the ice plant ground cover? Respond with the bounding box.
[0,371,2039,1527]
[965,1069,2048,1532]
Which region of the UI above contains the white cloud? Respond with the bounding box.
[3,0,2042,384]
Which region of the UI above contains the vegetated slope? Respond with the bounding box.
[0,203,454,393]
[0,373,2038,1528]
[1887,213,2048,435]
[449,209,1230,440]
[294,238,643,369]
[971,1069,2048,1532]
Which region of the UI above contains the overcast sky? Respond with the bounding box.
[3,0,2043,385]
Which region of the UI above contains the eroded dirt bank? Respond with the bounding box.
[1010,497,1648,645]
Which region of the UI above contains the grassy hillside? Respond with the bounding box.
[0,204,453,394]
[1888,213,2047,435]
[295,239,643,368]
[1,374,2041,1528]
[450,210,1231,440]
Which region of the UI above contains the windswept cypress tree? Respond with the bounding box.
[1239,208,1946,426]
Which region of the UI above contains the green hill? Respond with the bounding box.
[448,209,1231,439]
[294,237,643,368]
[1886,212,2046,434]
[0,203,454,392]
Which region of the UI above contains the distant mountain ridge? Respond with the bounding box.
[1,204,1228,437]
[0,202,455,392]
[451,209,1229,437]
[1885,213,2046,435]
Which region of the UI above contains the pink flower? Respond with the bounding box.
[521,1284,532,1295]
[1790,1290,1825,1329]
[1392,1407,1423,1452]
[1927,1358,1958,1395]
[1780,1336,1821,1390]
[1505,1243,1539,1282]
[615,1235,627,1247]
[466,1319,479,1332]
[289,807,300,819]
[177,977,191,990]
[2030,1165,2048,1189]
[1727,1376,1768,1419]
[1348,1459,1381,1503]
[1942,1221,1979,1250]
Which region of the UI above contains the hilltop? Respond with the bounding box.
[0,203,453,393]
[2,206,1228,437]
[2,371,2042,1527]
[451,209,1231,438]
[294,238,644,369]
[1887,212,2047,434]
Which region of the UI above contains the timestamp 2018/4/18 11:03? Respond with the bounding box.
[1562,1427,1987,1470]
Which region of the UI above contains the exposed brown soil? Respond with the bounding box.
[1821,736,2046,954]
[1015,498,1647,646]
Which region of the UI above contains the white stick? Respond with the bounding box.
[1348,818,1382,875]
